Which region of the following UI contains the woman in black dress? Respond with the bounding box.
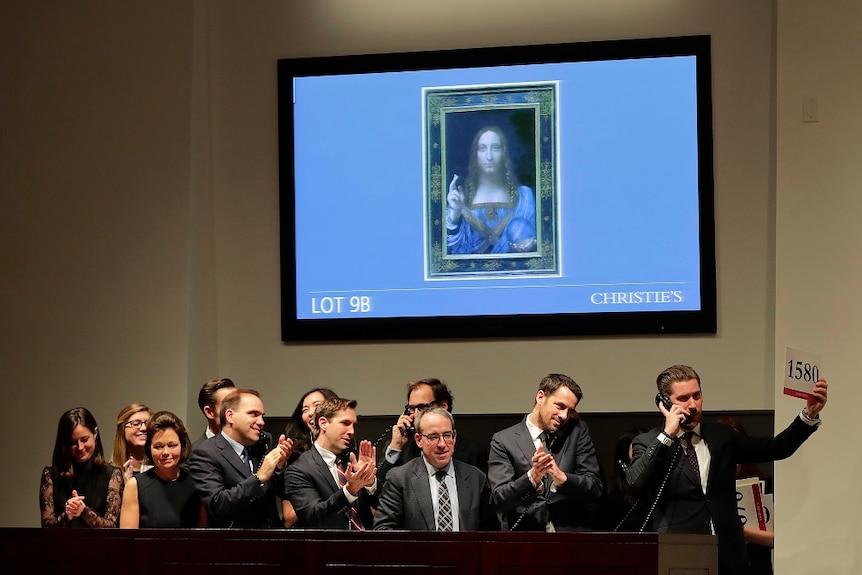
[119,411,202,528]
[40,407,124,527]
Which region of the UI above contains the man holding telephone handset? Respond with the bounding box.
[379,379,489,483]
[627,365,828,575]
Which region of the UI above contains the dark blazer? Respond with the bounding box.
[190,431,209,452]
[188,431,282,528]
[284,446,376,529]
[627,416,818,575]
[488,415,603,531]
[373,457,499,531]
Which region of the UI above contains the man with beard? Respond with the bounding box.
[488,373,603,531]
[285,397,378,529]
[373,408,498,531]
[627,365,828,575]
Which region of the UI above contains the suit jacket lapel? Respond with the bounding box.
[215,435,251,477]
[409,459,436,530]
[514,418,537,467]
[454,462,474,528]
[700,423,717,493]
[309,447,339,494]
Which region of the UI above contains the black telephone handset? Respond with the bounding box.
[400,405,416,437]
[260,432,272,456]
[655,392,672,411]
[655,392,692,424]
[246,432,272,473]
[346,437,359,459]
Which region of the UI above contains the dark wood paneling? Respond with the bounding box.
[0,529,716,575]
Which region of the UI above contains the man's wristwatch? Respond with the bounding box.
[657,431,674,446]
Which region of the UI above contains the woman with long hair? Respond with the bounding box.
[39,407,124,527]
[111,403,151,480]
[283,388,339,459]
[446,125,537,254]
[120,411,203,528]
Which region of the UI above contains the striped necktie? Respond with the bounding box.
[435,470,453,532]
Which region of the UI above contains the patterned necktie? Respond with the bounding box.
[336,456,364,531]
[683,431,701,482]
[541,431,556,451]
[435,470,453,532]
[241,448,253,473]
[538,432,555,496]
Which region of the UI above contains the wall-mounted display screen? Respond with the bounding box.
[278,35,716,341]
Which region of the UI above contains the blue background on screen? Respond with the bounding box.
[292,56,701,319]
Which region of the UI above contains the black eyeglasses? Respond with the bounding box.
[124,419,149,429]
[419,431,456,444]
[404,402,435,414]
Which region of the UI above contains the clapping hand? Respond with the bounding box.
[65,489,86,520]
[345,440,376,495]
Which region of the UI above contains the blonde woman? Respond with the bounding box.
[111,403,151,480]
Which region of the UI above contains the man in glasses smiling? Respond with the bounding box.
[379,379,490,489]
[374,408,498,530]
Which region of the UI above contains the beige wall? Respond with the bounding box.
[206,0,777,418]
[3,4,848,570]
[1,0,195,526]
[775,2,862,574]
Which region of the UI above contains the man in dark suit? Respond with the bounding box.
[380,378,489,480]
[488,373,603,531]
[285,397,377,529]
[374,408,499,531]
[188,388,292,528]
[191,377,235,450]
[627,365,828,575]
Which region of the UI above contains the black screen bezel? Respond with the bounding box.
[277,35,716,342]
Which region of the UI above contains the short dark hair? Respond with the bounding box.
[656,365,701,396]
[314,397,357,426]
[219,389,261,425]
[197,378,235,414]
[407,378,454,412]
[537,373,583,402]
[144,411,193,464]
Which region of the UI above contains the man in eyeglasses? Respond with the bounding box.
[380,378,489,485]
[488,373,603,531]
[374,407,498,530]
